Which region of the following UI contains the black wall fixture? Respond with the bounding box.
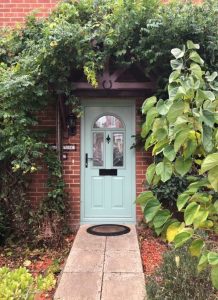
[66,113,77,136]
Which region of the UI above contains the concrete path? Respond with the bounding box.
[54,225,146,300]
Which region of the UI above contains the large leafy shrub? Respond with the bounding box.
[146,246,216,300]
[137,41,218,288]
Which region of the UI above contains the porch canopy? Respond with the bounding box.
[56,62,156,159]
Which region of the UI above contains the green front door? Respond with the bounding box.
[81,100,136,224]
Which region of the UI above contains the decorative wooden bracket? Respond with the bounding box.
[72,61,156,91]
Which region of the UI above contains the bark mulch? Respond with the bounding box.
[137,225,167,277]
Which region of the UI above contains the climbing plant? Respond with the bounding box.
[0,0,217,241]
[137,41,218,288]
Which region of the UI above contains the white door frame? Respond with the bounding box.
[80,98,136,224]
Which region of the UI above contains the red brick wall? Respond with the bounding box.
[136,99,152,222]
[63,118,81,228]
[0,0,59,27]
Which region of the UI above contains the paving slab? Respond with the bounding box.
[54,224,146,300]
[104,250,143,273]
[64,249,104,273]
[106,234,139,251]
[101,273,146,300]
[73,233,106,251]
[54,272,102,300]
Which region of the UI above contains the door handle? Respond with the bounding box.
[85,153,93,168]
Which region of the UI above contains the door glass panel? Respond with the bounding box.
[94,115,123,128]
[93,132,104,166]
[113,133,124,167]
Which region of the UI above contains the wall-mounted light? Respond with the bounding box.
[66,113,77,136]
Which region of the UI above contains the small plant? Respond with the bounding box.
[0,267,55,300]
[149,175,189,217]
[146,247,216,300]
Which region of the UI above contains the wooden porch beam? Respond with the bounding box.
[72,81,156,90]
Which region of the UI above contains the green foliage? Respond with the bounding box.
[150,175,189,217]
[0,267,55,300]
[0,0,217,242]
[146,247,216,300]
[137,42,218,288]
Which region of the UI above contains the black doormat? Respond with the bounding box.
[87,224,130,236]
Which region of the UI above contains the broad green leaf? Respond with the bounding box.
[156,160,173,182]
[171,46,185,59]
[142,96,157,114]
[174,129,189,153]
[205,71,217,82]
[144,134,154,150]
[211,265,218,289]
[152,118,164,132]
[167,99,184,123]
[166,221,184,242]
[141,107,158,138]
[136,191,156,205]
[175,157,192,176]
[168,86,179,100]
[183,139,197,159]
[154,128,168,141]
[201,153,218,173]
[146,163,156,185]
[187,178,209,193]
[189,239,204,257]
[202,124,213,153]
[169,70,180,83]
[184,202,200,226]
[208,166,218,192]
[204,91,215,101]
[187,40,200,50]
[189,51,204,65]
[152,138,169,155]
[155,225,165,236]
[174,229,193,248]
[193,210,209,229]
[153,209,171,229]
[152,174,161,186]
[199,220,214,229]
[156,99,171,115]
[168,86,186,101]
[160,218,178,239]
[190,63,203,79]
[177,193,190,211]
[170,59,183,70]
[198,253,208,272]
[144,200,161,223]
[208,252,218,265]
[201,109,215,128]
[163,145,176,162]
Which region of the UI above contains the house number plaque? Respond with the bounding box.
[50,144,77,151]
